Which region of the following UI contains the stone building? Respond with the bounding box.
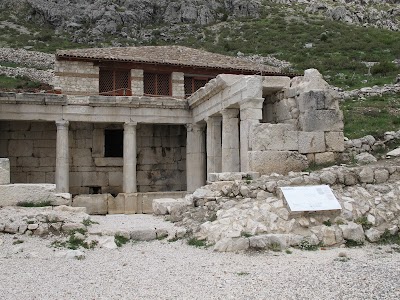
[0,46,344,213]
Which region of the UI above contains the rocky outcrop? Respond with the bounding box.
[173,164,400,251]
[339,83,400,100]
[271,0,400,31]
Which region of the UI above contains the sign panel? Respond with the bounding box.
[280,185,342,212]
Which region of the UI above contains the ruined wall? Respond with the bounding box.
[250,70,345,174]
[53,60,99,95]
[0,121,186,195]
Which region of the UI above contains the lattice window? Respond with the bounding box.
[184,76,212,98]
[144,72,171,96]
[99,69,131,96]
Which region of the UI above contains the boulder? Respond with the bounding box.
[249,234,289,250]
[387,148,400,157]
[152,198,187,215]
[213,237,249,252]
[0,184,70,207]
[355,153,377,164]
[339,222,365,242]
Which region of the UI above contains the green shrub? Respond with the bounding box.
[17,200,52,207]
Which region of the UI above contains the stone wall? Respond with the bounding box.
[53,60,99,95]
[173,164,400,252]
[249,69,345,174]
[0,121,57,184]
[0,121,187,194]
[137,124,187,192]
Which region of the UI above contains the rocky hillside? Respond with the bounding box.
[0,0,399,90]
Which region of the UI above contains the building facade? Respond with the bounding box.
[0,46,344,213]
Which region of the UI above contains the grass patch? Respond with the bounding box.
[322,220,332,227]
[377,230,400,245]
[237,272,250,276]
[345,239,364,248]
[298,239,320,251]
[285,249,292,254]
[17,200,52,207]
[12,239,24,245]
[187,237,208,248]
[355,216,373,231]
[0,75,42,90]
[82,218,99,227]
[305,161,337,172]
[241,231,253,238]
[114,235,130,247]
[341,95,400,139]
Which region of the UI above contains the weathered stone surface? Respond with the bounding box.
[251,123,298,151]
[55,250,85,260]
[325,132,345,152]
[315,152,335,165]
[0,184,70,207]
[298,132,326,154]
[359,167,374,183]
[213,237,249,252]
[152,198,187,215]
[130,229,157,241]
[249,234,289,250]
[319,171,337,185]
[108,194,125,214]
[249,151,308,175]
[355,153,377,164]
[299,110,343,132]
[387,147,400,157]
[339,222,365,242]
[97,236,118,249]
[72,194,110,215]
[0,158,10,185]
[374,169,389,184]
[365,228,382,242]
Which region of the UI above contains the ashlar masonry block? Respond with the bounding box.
[298,131,326,154]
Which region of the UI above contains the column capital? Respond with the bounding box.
[205,115,222,125]
[124,121,137,131]
[186,123,205,132]
[221,108,239,118]
[239,98,265,110]
[55,120,69,129]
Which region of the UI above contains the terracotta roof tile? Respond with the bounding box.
[56,46,280,74]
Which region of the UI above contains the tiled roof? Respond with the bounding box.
[56,46,280,74]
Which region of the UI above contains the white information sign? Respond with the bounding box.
[280,185,342,212]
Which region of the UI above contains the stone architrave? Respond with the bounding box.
[206,116,222,174]
[123,122,137,193]
[221,108,240,172]
[55,120,69,193]
[239,98,264,172]
[186,123,206,192]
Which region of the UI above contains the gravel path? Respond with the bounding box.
[1,232,400,299]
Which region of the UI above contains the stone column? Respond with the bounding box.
[206,116,222,174]
[240,98,264,172]
[221,108,240,172]
[55,120,69,193]
[186,123,206,192]
[123,122,137,193]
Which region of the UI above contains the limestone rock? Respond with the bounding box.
[359,167,374,183]
[249,151,308,175]
[249,234,289,250]
[374,169,389,184]
[339,222,365,242]
[130,229,156,241]
[365,228,382,242]
[213,237,249,252]
[152,198,187,215]
[0,184,70,207]
[355,153,377,164]
[55,250,85,260]
[97,236,118,249]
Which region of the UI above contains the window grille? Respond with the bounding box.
[184,76,212,97]
[99,69,131,96]
[144,72,171,96]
